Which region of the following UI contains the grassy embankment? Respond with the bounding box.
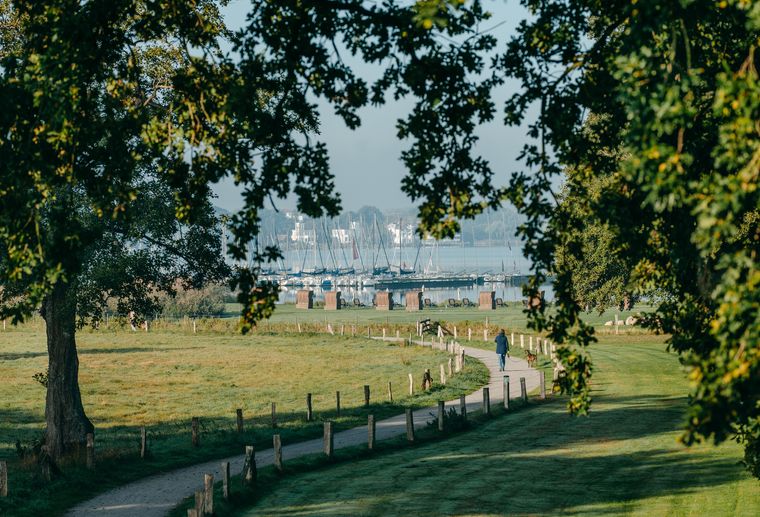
[207,333,759,517]
[0,323,487,516]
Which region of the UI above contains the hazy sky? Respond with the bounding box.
[214,1,530,212]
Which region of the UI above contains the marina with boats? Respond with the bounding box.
[243,212,540,305]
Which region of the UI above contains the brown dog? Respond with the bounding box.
[526,351,538,368]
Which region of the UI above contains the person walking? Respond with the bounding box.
[495,329,509,372]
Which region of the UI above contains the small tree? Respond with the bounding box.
[554,174,638,313]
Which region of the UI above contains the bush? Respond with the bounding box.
[157,283,228,318]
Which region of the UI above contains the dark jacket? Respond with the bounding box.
[495,333,509,355]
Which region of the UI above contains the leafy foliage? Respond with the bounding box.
[0,0,502,332]
[554,174,636,313]
[500,0,760,474]
[0,0,230,326]
[155,283,227,318]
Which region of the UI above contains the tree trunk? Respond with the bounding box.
[42,280,93,460]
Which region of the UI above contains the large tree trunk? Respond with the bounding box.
[42,280,93,460]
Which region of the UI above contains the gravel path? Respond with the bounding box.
[66,340,540,517]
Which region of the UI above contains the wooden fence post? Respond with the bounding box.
[140,426,147,458]
[483,328,488,341]
[503,376,510,410]
[364,385,370,407]
[203,474,214,515]
[520,334,524,348]
[0,460,7,497]
[453,326,457,339]
[306,393,313,421]
[520,377,527,402]
[529,336,533,351]
[483,387,491,416]
[448,357,453,376]
[440,364,447,384]
[460,395,467,422]
[368,415,376,450]
[221,461,230,500]
[387,381,393,402]
[539,371,546,399]
[194,492,203,516]
[341,324,345,336]
[336,391,341,416]
[273,435,283,472]
[511,332,515,349]
[468,327,472,341]
[271,402,277,428]
[192,417,199,447]
[242,446,256,486]
[437,401,445,431]
[236,409,244,433]
[86,432,95,469]
[324,422,334,459]
[408,373,414,395]
[193,319,197,334]
[405,408,415,442]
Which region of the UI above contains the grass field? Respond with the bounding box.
[224,301,646,331]
[237,334,760,517]
[0,324,487,516]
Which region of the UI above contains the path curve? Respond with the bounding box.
[66,341,540,517]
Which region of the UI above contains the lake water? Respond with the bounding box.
[278,244,532,275]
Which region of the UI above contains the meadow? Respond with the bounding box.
[0,321,487,516]
[3,302,755,517]
[230,334,760,516]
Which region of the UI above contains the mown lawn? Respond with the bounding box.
[238,334,760,517]
[0,324,487,516]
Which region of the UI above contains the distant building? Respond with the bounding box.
[387,222,415,246]
[291,217,315,244]
[331,228,351,245]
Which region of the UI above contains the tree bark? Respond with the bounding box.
[42,280,93,460]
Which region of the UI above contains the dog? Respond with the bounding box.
[526,351,538,368]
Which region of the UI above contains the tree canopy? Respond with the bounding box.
[0,0,501,458]
[501,0,759,475]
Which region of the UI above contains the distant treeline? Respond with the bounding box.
[227,205,524,247]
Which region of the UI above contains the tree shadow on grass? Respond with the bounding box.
[249,398,748,517]
[0,347,198,362]
[507,393,689,451]
[78,346,198,355]
[0,351,47,361]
